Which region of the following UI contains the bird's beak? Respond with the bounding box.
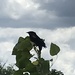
[26,32,29,34]
[27,32,30,35]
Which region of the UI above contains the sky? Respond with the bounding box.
[0,0,75,75]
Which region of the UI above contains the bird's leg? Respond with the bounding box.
[33,45,41,59]
[38,50,41,59]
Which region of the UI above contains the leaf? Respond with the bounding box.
[39,58,50,74]
[32,61,39,65]
[24,63,37,73]
[16,58,31,69]
[12,36,33,55]
[30,73,40,75]
[50,43,60,56]
[18,37,25,43]
[13,70,23,75]
[16,51,32,63]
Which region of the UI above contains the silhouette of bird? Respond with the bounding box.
[27,31,46,51]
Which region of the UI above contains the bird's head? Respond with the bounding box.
[27,31,36,36]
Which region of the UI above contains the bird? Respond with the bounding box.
[27,31,46,51]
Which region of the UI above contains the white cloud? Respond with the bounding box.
[0,27,75,75]
[0,0,75,28]
[4,0,39,19]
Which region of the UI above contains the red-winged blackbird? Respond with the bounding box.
[27,31,46,51]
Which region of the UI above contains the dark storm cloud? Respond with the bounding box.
[34,0,75,17]
[0,16,75,29]
[0,0,75,29]
[33,0,75,28]
[0,17,75,29]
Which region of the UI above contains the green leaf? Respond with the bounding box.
[12,36,33,55]
[15,51,32,69]
[30,73,40,75]
[24,63,37,73]
[39,58,50,74]
[16,51,32,62]
[13,70,23,75]
[16,58,31,69]
[32,60,39,65]
[50,43,60,56]
[18,37,25,43]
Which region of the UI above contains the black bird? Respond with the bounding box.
[27,31,46,51]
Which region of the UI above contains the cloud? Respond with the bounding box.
[0,27,75,75]
[34,0,75,27]
[0,0,75,74]
[4,0,39,19]
[0,0,75,28]
[35,0,75,17]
